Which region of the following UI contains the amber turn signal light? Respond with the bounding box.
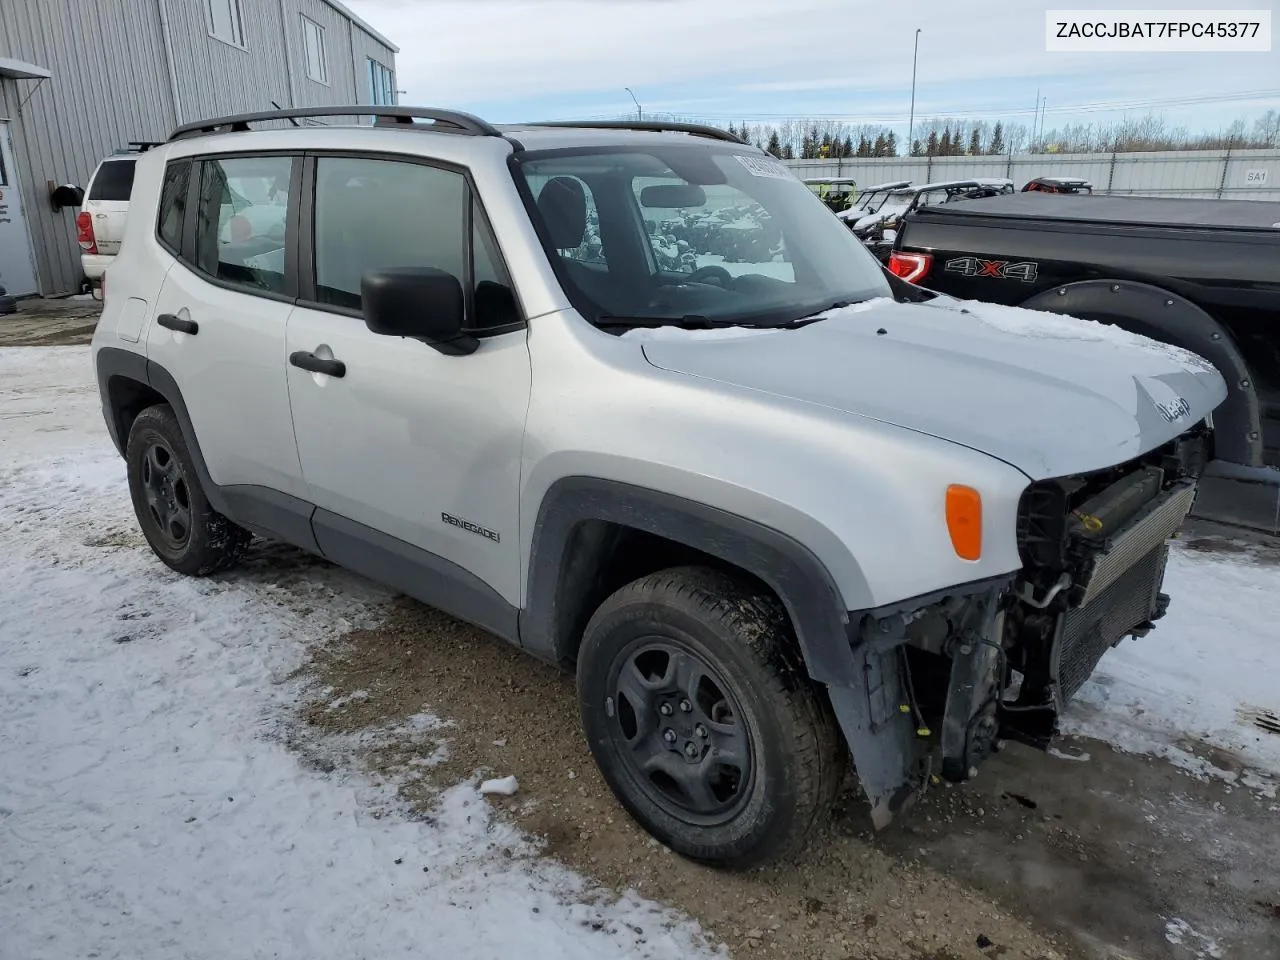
[945,485,982,561]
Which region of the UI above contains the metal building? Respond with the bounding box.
[0,0,398,297]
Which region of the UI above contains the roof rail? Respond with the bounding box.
[524,119,748,145]
[168,106,501,141]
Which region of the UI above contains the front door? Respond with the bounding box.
[0,120,39,296]
[285,154,531,623]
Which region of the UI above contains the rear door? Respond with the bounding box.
[81,157,137,254]
[146,152,308,508]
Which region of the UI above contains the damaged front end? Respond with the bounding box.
[828,427,1211,829]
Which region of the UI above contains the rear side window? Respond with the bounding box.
[88,159,137,201]
[156,160,191,253]
[194,155,294,294]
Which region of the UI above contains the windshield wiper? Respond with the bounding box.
[774,301,853,329]
[596,314,718,330]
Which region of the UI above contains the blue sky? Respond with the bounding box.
[348,0,1278,142]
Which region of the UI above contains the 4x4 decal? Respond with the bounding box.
[944,257,1039,283]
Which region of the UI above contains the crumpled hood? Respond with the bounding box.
[638,297,1228,480]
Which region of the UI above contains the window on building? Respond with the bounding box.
[207,0,245,47]
[156,160,192,254]
[195,156,295,295]
[367,58,395,105]
[301,16,327,84]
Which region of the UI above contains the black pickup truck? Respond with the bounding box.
[890,193,1280,534]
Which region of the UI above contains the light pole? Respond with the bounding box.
[907,28,921,155]
[625,87,642,121]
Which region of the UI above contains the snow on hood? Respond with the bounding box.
[639,296,1228,479]
[928,297,1218,372]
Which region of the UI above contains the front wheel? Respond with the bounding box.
[577,566,844,868]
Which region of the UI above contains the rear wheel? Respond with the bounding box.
[577,566,844,868]
[126,404,250,576]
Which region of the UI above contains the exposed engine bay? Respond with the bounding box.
[841,426,1211,825]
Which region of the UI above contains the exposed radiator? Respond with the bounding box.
[1052,479,1196,704]
[1055,544,1169,704]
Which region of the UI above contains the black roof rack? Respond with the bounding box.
[168,106,502,141]
[523,119,747,145]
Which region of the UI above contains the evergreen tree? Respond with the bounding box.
[727,123,738,140]
[926,130,939,156]
[872,133,888,157]
[968,127,982,155]
[766,130,782,158]
[911,138,923,157]
[800,131,814,159]
[856,135,871,157]
[885,131,899,156]
[842,135,854,158]
[781,142,795,160]
[988,122,1005,155]
[940,127,953,155]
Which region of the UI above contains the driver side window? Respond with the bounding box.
[632,177,793,283]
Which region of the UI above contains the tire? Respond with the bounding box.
[125,404,250,576]
[577,565,844,869]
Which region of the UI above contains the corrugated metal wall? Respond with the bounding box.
[785,149,1280,202]
[283,0,360,107]
[1,0,397,295]
[0,0,175,295]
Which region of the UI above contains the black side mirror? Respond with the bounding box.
[361,267,477,356]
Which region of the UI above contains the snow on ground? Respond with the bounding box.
[0,347,719,960]
[1063,543,1280,797]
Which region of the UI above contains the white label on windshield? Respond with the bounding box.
[734,155,794,180]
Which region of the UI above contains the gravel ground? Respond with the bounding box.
[0,298,101,346]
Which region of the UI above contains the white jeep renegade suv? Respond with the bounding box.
[92,106,1226,868]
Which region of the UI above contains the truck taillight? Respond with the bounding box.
[888,251,932,284]
[76,212,98,254]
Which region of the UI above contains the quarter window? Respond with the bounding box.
[207,0,245,47]
[195,156,294,294]
[301,16,327,84]
[156,160,191,253]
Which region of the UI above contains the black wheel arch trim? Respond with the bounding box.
[95,347,321,551]
[1018,279,1261,467]
[520,476,866,686]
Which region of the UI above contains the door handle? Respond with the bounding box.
[290,350,346,378]
[157,313,198,335]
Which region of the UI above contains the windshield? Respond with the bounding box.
[513,145,890,328]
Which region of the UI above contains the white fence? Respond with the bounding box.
[784,148,1280,201]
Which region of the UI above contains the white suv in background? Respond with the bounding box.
[91,106,1224,869]
[78,149,150,296]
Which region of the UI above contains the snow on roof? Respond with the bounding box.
[891,178,1013,194]
[860,180,913,192]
